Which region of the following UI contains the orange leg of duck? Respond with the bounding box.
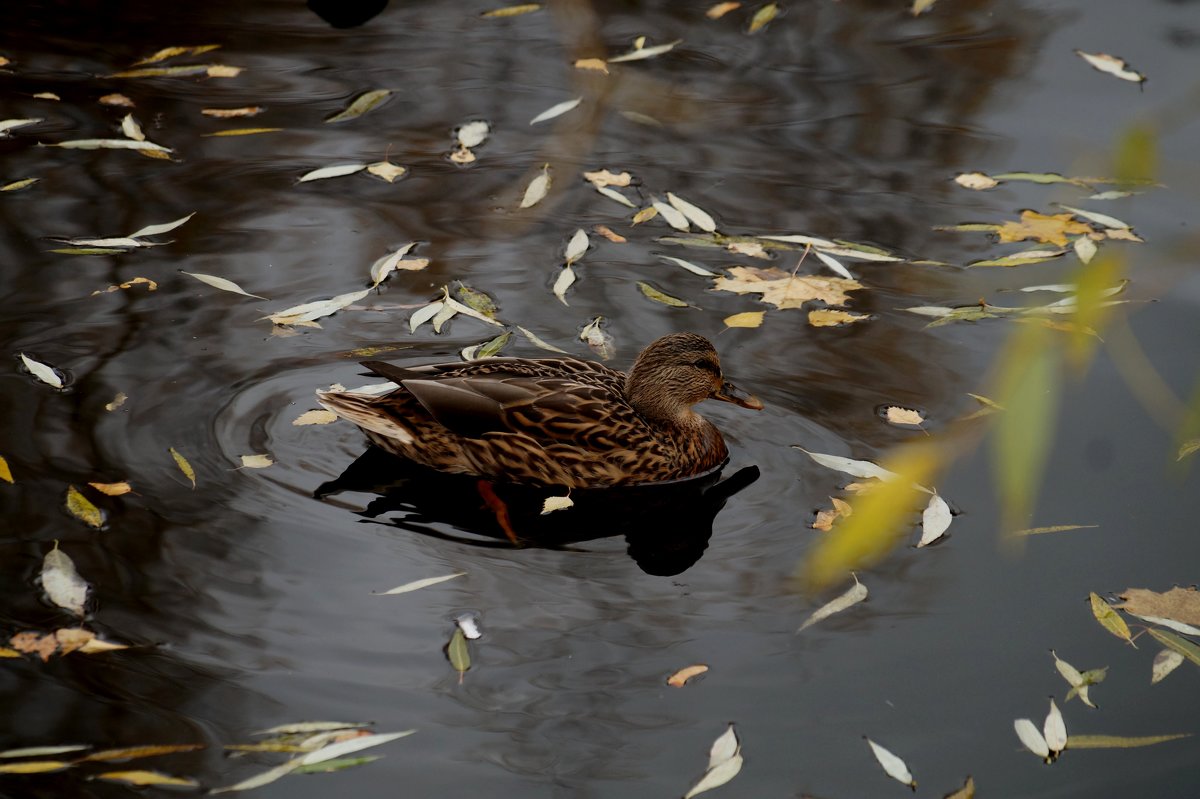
[476,480,520,544]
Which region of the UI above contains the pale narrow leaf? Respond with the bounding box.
[1044,698,1067,753]
[300,731,415,766]
[667,664,709,686]
[443,296,504,327]
[211,759,304,793]
[0,118,43,135]
[267,289,371,325]
[794,448,899,481]
[1057,204,1130,230]
[120,114,145,141]
[1052,650,1084,687]
[374,572,465,595]
[707,724,739,770]
[409,301,445,333]
[128,212,195,239]
[553,265,576,305]
[1067,733,1190,749]
[1152,649,1185,684]
[798,577,867,631]
[0,745,89,759]
[917,493,952,547]
[20,353,63,388]
[1074,236,1097,264]
[326,89,391,123]
[299,163,367,183]
[239,454,273,469]
[684,754,742,799]
[530,96,582,125]
[608,39,681,63]
[666,192,717,232]
[1074,51,1146,83]
[564,229,589,264]
[520,165,551,208]
[594,184,635,207]
[181,272,267,300]
[866,738,915,788]
[517,326,568,353]
[660,255,718,276]
[48,138,172,153]
[42,544,89,615]
[1014,719,1050,758]
[651,199,690,231]
[369,242,418,287]
[814,249,853,279]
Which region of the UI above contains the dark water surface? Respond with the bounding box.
[3,0,1200,796]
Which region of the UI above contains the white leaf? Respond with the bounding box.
[457,120,490,148]
[660,255,718,277]
[120,113,145,141]
[42,545,88,616]
[1127,613,1200,637]
[530,96,582,125]
[299,163,367,183]
[210,758,304,793]
[1073,236,1097,264]
[20,353,63,388]
[917,493,952,547]
[431,301,458,333]
[299,730,415,766]
[553,265,576,305]
[369,242,418,287]
[49,138,172,153]
[455,612,482,639]
[1014,718,1050,758]
[0,118,43,135]
[58,236,145,248]
[1152,649,1185,684]
[903,306,955,318]
[684,753,741,799]
[814,249,853,280]
[517,326,568,353]
[0,745,91,758]
[1075,50,1145,83]
[374,572,465,595]
[608,39,682,63]
[181,271,267,300]
[564,229,589,264]
[266,288,371,325]
[443,296,504,327]
[1057,204,1129,230]
[666,192,717,232]
[128,212,195,239]
[239,454,274,469]
[794,448,899,481]
[594,185,635,207]
[1043,698,1067,753]
[798,577,868,632]
[651,199,689,231]
[1052,650,1084,688]
[865,738,915,788]
[707,724,740,769]
[541,495,574,514]
[409,301,445,333]
[759,233,838,248]
[520,166,551,208]
[816,245,902,262]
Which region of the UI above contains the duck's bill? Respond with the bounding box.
[713,380,764,410]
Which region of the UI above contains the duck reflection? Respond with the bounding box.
[315,447,759,576]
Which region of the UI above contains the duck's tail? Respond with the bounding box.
[316,390,416,445]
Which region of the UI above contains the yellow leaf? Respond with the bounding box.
[574,58,609,74]
[78,636,129,654]
[723,311,764,329]
[169,447,196,488]
[1013,524,1097,536]
[84,744,205,762]
[366,161,407,182]
[747,2,777,33]
[944,775,975,799]
[96,770,199,787]
[481,3,541,16]
[293,409,339,426]
[0,647,21,658]
[205,65,242,78]
[884,406,924,425]
[91,277,157,295]
[134,44,220,65]
[0,454,12,483]
[706,2,741,19]
[713,266,863,310]
[66,485,104,528]
[541,495,574,514]
[631,206,658,225]
[0,760,72,774]
[911,0,938,15]
[997,211,1093,247]
[1089,592,1134,646]
[203,127,282,137]
[1066,733,1189,749]
[807,309,869,327]
[88,481,132,496]
[239,454,274,469]
[105,392,128,411]
[667,664,709,686]
[637,282,688,307]
[201,106,264,118]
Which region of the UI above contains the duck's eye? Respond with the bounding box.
[692,359,719,374]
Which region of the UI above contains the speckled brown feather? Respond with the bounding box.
[317,333,756,488]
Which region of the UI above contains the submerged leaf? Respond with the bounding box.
[448,628,470,679]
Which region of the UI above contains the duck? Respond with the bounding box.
[316,332,763,490]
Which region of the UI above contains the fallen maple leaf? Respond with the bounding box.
[997,211,1092,247]
[1118,587,1200,627]
[713,266,862,310]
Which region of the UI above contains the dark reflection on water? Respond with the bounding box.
[3,0,1200,796]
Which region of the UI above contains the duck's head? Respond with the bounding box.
[625,332,764,422]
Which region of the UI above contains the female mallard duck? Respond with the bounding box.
[317,332,762,489]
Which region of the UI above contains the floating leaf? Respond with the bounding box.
[1089,592,1134,646]
[128,212,195,239]
[211,759,304,793]
[369,243,419,287]
[299,163,366,183]
[747,3,778,34]
[88,481,131,496]
[299,731,415,766]
[100,93,135,107]
[203,127,283,137]
[266,288,371,325]
[1117,586,1200,629]
[66,486,104,528]
[1152,649,1185,684]
[660,255,718,277]
[797,576,867,632]
[366,160,407,182]
[608,39,681,63]
[1067,733,1189,749]
[580,317,614,360]
[293,409,338,426]
[917,493,951,547]
[594,185,635,206]
[945,776,976,799]
[448,628,470,680]
[667,664,709,687]
[997,211,1092,247]
[1014,719,1050,759]
[1176,438,1200,461]
[564,229,589,264]
[91,277,158,295]
[1057,204,1130,230]
[0,455,11,483]
[520,164,552,208]
[593,224,626,243]
[714,266,862,310]
[0,760,72,774]
[955,172,998,190]
[169,447,196,488]
[202,106,264,118]
[651,199,690,231]
[409,301,446,333]
[482,3,541,17]
[42,543,88,616]
[794,448,899,482]
[1074,236,1098,264]
[808,309,869,327]
[181,272,266,300]
[239,454,274,469]
[47,138,172,153]
[326,89,391,123]
[0,745,89,758]
[1147,628,1200,667]
[376,573,466,595]
[1,177,38,192]
[632,206,659,225]
[683,725,741,799]
[294,756,379,774]
[541,495,574,514]
[120,113,145,141]
[530,96,582,125]
[866,738,915,789]
[462,331,511,360]
[812,497,852,531]
[0,118,42,136]
[574,57,609,73]
[583,169,632,188]
[552,265,576,305]
[516,326,568,353]
[706,2,741,18]
[96,770,198,787]
[133,44,220,65]
[724,311,764,329]
[19,353,63,388]
[457,120,490,148]
[637,282,688,307]
[1052,650,1096,708]
[1044,698,1067,753]
[667,192,717,232]
[884,407,924,426]
[1075,50,1146,84]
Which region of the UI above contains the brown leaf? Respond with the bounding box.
[812,497,852,531]
[713,266,862,310]
[667,664,709,686]
[10,631,57,662]
[583,169,631,187]
[99,93,135,107]
[997,211,1093,247]
[592,225,626,243]
[1118,587,1200,628]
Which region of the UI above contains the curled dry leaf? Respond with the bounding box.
[1075,50,1146,83]
[812,497,851,531]
[667,664,709,687]
[580,317,615,360]
[0,455,12,484]
[884,407,924,426]
[91,277,158,295]
[541,495,574,514]
[593,225,626,243]
[583,169,632,188]
[1117,586,1200,629]
[120,114,145,141]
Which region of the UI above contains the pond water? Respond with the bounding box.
[3,0,1199,796]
